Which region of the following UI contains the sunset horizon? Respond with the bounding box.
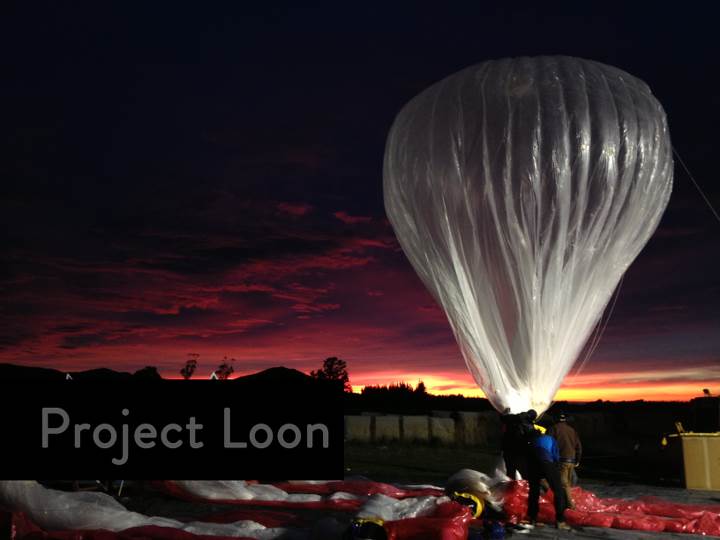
[3,4,717,415]
[3,357,714,403]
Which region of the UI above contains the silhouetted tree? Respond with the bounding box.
[415,380,427,395]
[181,353,199,380]
[214,357,235,380]
[311,357,351,392]
[362,382,414,396]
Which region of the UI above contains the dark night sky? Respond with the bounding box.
[2,4,719,399]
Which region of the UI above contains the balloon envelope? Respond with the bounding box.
[384,56,672,414]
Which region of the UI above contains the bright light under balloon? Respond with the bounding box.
[384,56,673,414]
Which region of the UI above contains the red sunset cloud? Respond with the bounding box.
[276,202,314,217]
[3,207,717,403]
[333,211,374,225]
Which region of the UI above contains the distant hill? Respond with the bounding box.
[0,363,67,382]
[0,363,161,382]
[231,366,321,387]
[0,362,331,388]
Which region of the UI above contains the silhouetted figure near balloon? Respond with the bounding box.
[526,430,570,530]
[549,413,582,509]
[501,409,538,479]
[523,409,538,430]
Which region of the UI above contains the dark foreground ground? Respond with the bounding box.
[517,481,720,539]
[43,444,718,539]
[344,442,684,487]
[118,478,720,539]
[344,443,720,539]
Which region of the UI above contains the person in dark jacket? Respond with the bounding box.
[548,413,582,509]
[500,409,520,479]
[500,409,537,479]
[526,430,571,530]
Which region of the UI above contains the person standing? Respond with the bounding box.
[526,430,571,530]
[501,409,538,480]
[549,413,582,509]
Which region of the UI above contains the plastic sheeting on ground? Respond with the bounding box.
[274,480,444,499]
[3,478,720,538]
[501,480,720,536]
[0,480,470,540]
[155,480,445,512]
[166,480,443,501]
[0,481,304,539]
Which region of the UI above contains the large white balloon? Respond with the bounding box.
[384,57,672,414]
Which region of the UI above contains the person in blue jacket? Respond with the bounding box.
[526,428,571,530]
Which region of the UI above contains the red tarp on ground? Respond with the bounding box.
[273,480,444,499]
[5,512,259,540]
[384,501,471,540]
[157,480,442,506]
[502,480,720,536]
[5,480,720,539]
[152,480,363,511]
[4,502,472,540]
[153,482,472,540]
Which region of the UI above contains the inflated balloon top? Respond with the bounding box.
[384,56,673,414]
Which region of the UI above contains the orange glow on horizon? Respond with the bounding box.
[350,370,718,402]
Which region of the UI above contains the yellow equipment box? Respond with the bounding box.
[678,433,720,491]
